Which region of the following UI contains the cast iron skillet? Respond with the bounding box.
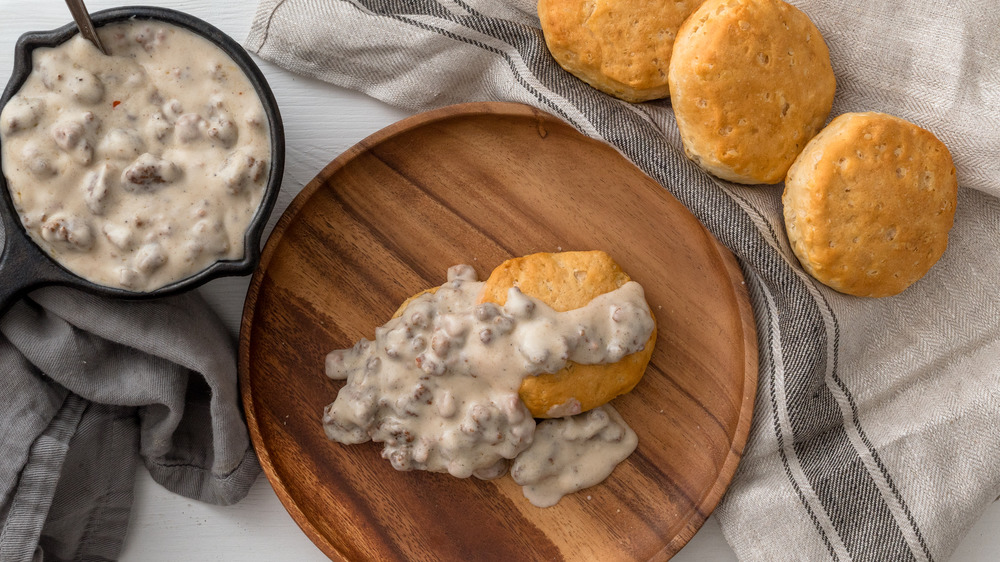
[0,6,284,313]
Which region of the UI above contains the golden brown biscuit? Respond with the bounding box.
[538,0,706,102]
[479,251,656,418]
[668,0,835,184]
[782,112,958,297]
[478,250,630,311]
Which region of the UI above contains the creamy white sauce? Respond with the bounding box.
[0,21,270,290]
[511,405,637,508]
[323,264,653,506]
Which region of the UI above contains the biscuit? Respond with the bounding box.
[668,0,835,184]
[537,0,706,102]
[479,251,656,418]
[782,112,958,297]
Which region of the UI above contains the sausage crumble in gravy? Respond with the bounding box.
[0,21,270,290]
[323,264,652,507]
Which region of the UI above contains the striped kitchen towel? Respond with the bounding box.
[246,0,1000,559]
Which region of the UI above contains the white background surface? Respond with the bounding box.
[1,1,997,560]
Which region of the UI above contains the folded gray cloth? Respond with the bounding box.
[246,0,1000,560]
[0,283,260,561]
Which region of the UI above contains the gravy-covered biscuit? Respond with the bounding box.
[479,251,656,418]
[668,0,835,184]
[538,0,705,102]
[783,112,958,297]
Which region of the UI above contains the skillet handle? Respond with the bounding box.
[0,228,61,315]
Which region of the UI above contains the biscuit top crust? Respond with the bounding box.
[668,0,835,184]
[782,112,958,297]
[538,0,705,102]
[479,250,630,311]
[479,251,656,419]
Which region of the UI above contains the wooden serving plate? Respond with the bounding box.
[239,102,757,561]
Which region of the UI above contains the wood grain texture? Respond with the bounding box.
[238,102,757,561]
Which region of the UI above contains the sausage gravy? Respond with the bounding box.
[0,21,270,290]
[511,404,638,507]
[323,264,652,506]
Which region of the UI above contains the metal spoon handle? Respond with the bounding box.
[64,0,108,55]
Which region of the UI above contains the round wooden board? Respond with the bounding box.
[239,102,757,561]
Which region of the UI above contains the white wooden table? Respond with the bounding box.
[1,1,997,559]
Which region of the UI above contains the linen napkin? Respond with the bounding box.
[246,0,1000,560]
[0,259,260,560]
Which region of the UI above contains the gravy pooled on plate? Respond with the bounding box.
[0,21,270,290]
[323,263,653,507]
